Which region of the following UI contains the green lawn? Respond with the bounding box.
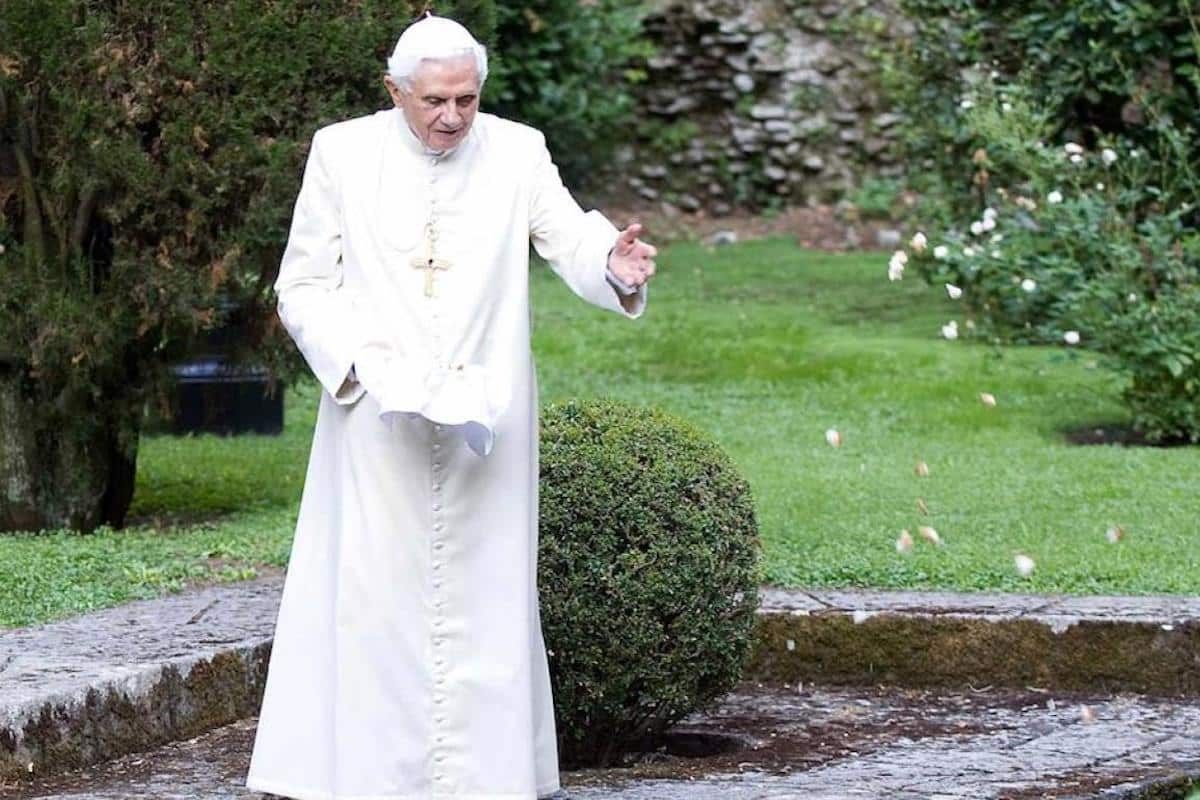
[1,238,1197,628]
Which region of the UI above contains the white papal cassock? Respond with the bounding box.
[245,107,646,800]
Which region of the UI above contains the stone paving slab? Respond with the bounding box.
[4,684,1198,799]
[0,580,281,783]
[3,577,1198,784]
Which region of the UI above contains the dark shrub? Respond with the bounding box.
[0,0,493,531]
[538,398,762,768]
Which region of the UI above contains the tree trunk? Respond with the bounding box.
[0,373,140,533]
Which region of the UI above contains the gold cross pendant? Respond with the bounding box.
[410,225,452,298]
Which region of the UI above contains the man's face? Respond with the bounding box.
[386,57,480,152]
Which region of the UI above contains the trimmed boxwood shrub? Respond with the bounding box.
[537,398,762,768]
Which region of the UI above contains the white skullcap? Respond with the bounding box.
[387,14,488,90]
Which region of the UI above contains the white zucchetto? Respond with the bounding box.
[387,14,488,88]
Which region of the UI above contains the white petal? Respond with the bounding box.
[933,245,949,259]
[1014,554,1035,577]
[1063,330,1081,345]
[895,530,914,553]
[918,526,941,546]
[825,428,842,447]
[945,283,963,299]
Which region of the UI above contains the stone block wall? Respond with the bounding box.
[619,0,909,214]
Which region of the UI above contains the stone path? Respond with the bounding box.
[2,577,1198,794]
[5,683,1198,799]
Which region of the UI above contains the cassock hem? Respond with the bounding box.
[245,776,562,800]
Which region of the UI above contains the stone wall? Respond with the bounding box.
[620,0,909,214]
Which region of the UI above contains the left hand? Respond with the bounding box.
[607,222,658,289]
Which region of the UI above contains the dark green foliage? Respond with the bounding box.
[0,0,494,530]
[537,398,762,767]
[890,1,1200,442]
[889,0,1200,212]
[487,0,651,187]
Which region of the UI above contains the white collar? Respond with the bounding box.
[392,107,464,160]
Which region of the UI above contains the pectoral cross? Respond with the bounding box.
[410,223,452,298]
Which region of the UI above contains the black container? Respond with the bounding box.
[169,359,284,436]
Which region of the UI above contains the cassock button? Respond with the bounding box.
[432,443,441,452]
[434,522,444,532]
[433,542,444,551]
[433,503,442,512]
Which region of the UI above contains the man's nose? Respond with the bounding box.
[442,104,462,127]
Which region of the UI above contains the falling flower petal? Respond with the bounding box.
[1080,705,1097,724]
[825,428,842,448]
[916,498,929,515]
[918,526,941,546]
[979,392,997,407]
[914,460,930,477]
[896,529,914,553]
[945,283,963,300]
[1063,330,1081,345]
[911,232,928,253]
[933,244,949,260]
[1015,196,1038,211]
[1014,553,1035,577]
[1106,524,1125,544]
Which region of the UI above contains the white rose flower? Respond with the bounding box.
[888,261,905,282]
[970,220,985,236]
[1014,554,1036,577]
[1064,142,1084,155]
[991,249,1002,259]
[960,98,974,110]
[1130,148,1141,158]
[1127,292,1139,303]
[1063,330,1081,345]
[892,249,909,265]
[933,244,949,260]
[1048,190,1064,204]
[1069,153,1084,164]
[1095,182,1105,191]
[945,283,963,299]
[1021,278,1037,293]
[981,216,996,232]
[911,232,928,253]
[990,233,1004,243]
[1001,102,1012,112]
[1101,148,1118,165]
[963,246,977,257]
[983,207,998,221]
[941,321,959,340]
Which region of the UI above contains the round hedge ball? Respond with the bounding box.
[538,398,762,768]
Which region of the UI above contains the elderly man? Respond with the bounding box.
[245,13,655,800]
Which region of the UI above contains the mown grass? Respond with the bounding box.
[1,238,1196,627]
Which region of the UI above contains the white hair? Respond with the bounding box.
[386,15,488,92]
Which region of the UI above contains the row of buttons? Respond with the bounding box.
[431,415,450,783]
